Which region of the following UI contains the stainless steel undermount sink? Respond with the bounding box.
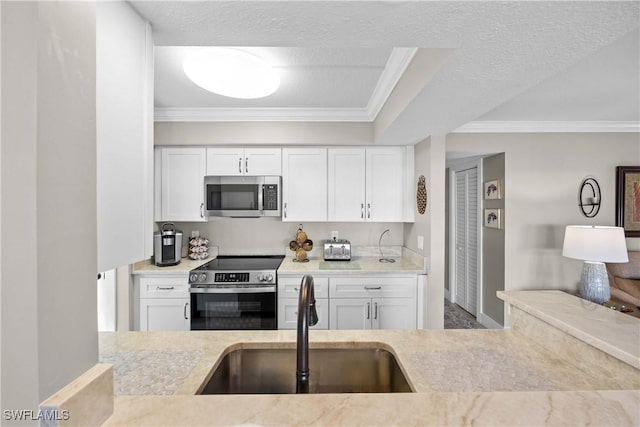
[199,346,413,394]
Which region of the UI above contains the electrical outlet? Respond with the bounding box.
[417,235,424,251]
[331,230,339,240]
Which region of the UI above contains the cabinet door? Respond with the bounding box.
[278,297,329,330]
[140,298,190,331]
[245,148,282,175]
[139,277,189,298]
[327,148,366,221]
[160,148,206,221]
[278,276,329,298]
[206,147,244,176]
[329,298,372,330]
[282,148,327,221]
[372,298,416,330]
[365,147,404,222]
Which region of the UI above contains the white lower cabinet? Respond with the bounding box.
[329,276,417,330]
[277,274,417,330]
[135,275,190,331]
[140,298,190,331]
[278,298,329,330]
[329,298,416,330]
[278,276,329,329]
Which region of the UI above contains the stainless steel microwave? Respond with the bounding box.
[204,176,281,218]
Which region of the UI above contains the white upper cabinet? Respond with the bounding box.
[282,148,327,221]
[157,147,206,222]
[206,147,281,176]
[328,148,367,221]
[327,147,407,222]
[366,147,405,222]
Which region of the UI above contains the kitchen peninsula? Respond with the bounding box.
[42,290,639,426]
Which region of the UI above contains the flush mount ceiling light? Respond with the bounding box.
[183,48,280,99]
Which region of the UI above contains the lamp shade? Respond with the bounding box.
[562,226,628,263]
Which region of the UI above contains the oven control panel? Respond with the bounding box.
[189,270,276,285]
[214,272,249,282]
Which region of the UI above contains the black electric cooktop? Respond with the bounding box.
[194,255,285,271]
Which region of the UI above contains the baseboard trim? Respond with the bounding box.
[477,312,503,329]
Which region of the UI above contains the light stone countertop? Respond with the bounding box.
[100,323,639,425]
[278,247,427,275]
[499,290,640,369]
[132,246,426,276]
[131,247,218,275]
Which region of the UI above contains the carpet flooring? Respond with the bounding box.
[444,299,486,329]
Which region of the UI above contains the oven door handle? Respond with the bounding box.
[190,287,276,294]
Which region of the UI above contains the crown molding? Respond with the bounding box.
[154,47,418,122]
[365,47,418,120]
[453,121,640,133]
[154,107,374,122]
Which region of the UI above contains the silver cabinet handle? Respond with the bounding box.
[367,203,371,219]
[364,286,382,290]
[374,302,378,320]
[200,202,204,218]
[245,157,249,174]
[238,157,242,173]
[156,286,174,291]
[184,302,189,320]
[284,202,287,218]
[366,302,371,320]
[361,203,364,219]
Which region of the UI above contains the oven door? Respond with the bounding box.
[190,287,277,330]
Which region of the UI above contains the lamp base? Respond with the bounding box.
[580,261,610,304]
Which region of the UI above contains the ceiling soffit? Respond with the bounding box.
[154,47,417,122]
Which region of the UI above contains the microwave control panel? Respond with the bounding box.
[263,184,279,211]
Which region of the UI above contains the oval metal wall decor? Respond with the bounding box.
[578,177,601,218]
[417,175,427,214]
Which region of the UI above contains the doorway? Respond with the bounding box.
[448,159,481,319]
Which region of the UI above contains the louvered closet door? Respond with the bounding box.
[454,167,478,315]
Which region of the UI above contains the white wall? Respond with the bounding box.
[446,132,640,323]
[97,2,154,272]
[402,135,446,329]
[155,121,374,146]
[1,1,98,416]
[173,220,404,256]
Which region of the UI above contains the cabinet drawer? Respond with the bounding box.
[330,276,416,298]
[278,297,329,330]
[278,276,329,298]
[139,277,189,298]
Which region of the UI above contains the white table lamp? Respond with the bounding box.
[562,226,629,304]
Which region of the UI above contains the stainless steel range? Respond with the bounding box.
[188,255,284,330]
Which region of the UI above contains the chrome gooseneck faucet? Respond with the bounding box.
[296,275,318,393]
[379,228,396,263]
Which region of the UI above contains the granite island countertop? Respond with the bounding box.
[97,290,640,426]
[43,291,639,426]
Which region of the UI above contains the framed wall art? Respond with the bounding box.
[616,166,640,237]
[484,208,502,229]
[484,179,501,200]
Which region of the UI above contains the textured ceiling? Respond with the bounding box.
[155,46,393,108]
[130,0,640,144]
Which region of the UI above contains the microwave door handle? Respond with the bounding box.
[258,184,264,211]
